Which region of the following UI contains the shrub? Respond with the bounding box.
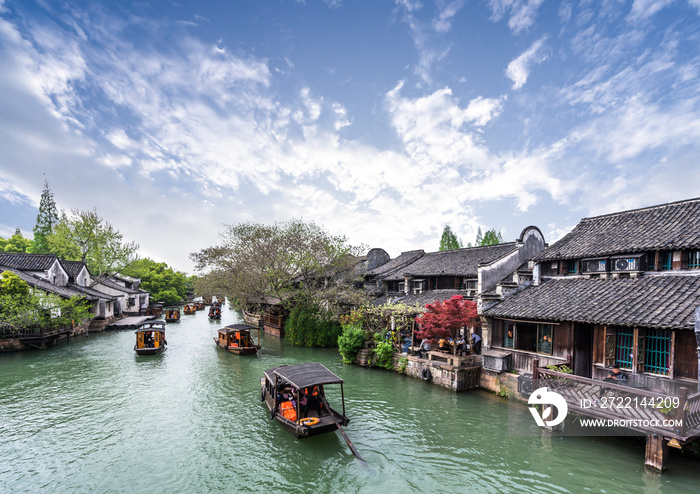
[371,340,395,370]
[285,304,342,348]
[337,324,367,363]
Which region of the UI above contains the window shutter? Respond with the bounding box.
[635,328,645,374]
[681,251,689,270]
[604,326,616,366]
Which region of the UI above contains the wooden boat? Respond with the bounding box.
[164,307,181,322]
[134,321,167,355]
[213,324,260,355]
[195,302,206,311]
[208,305,221,320]
[260,363,350,439]
[183,303,196,314]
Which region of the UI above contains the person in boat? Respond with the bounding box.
[302,386,322,415]
[144,332,153,348]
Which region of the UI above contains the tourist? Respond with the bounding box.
[455,335,467,355]
[470,333,482,354]
[419,338,432,359]
[599,365,628,398]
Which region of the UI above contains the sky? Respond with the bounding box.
[1,0,700,274]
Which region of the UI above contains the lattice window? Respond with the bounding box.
[689,250,700,269]
[644,329,671,375]
[537,324,553,355]
[646,252,656,270]
[661,251,672,271]
[614,327,634,370]
[567,260,577,274]
[503,322,514,348]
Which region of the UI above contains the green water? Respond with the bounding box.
[1,308,699,493]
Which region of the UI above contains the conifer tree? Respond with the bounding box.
[32,179,59,254]
[439,225,463,251]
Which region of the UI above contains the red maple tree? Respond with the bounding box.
[415,295,479,342]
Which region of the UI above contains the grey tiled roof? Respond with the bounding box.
[0,265,92,300]
[373,289,474,308]
[60,260,88,279]
[0,253,58,271]
[483,274,700,330]
[534,197,700,261]
[384,243,518,281]
[98,277,141,294]
[365,250,425,278]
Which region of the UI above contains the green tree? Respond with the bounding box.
[480,228,503,246]
[4,228,34,253]
[439,225,463,251]
[191,219,367,311]
[47,209,139,285]
[0,272,91,334]
[122,258,191,305]
[0,271,30,298]
[475,227,483,246]
[32,179,59,254]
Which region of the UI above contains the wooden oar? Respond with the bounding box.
[318,394,365,462]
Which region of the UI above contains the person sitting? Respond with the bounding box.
[438,338,452,353]
[599,365,628,398]
[470,333,482,354]
[418,338,432,359]
[455,335,467,355]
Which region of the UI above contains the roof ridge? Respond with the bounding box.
[580,196,700,222]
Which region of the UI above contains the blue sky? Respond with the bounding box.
[1,0,700,273]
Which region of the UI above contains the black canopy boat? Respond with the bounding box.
[134,320,167,355]
[261,363,350,439]
[214,324,260,355]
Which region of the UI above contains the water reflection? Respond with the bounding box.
[1,306,699,493]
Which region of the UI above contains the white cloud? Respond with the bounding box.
[433,0,466,33]
[488,0,546,33]
[628,0,675,21]
[505,37,548,90]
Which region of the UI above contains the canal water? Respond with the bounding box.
[1,307,699,494]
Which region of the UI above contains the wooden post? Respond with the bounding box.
[645,434,668,471]
[675,387,688,438]
[532,358,540,390]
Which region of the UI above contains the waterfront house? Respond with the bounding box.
[482,198,700,395]
[367,226,547,311]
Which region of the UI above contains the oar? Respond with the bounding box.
[318,394,365,462]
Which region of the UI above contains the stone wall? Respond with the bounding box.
[404,356,481,391]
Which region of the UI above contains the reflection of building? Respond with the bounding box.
[482,198,700,396]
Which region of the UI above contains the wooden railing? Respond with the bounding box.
[264,314,282,328]
[532,359,698,440]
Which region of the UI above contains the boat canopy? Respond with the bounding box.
[264,363,344,389]
[221,324,257,333]
[135,321,166,332]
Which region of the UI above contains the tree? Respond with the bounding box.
[122,258,192,305]
[47,209,139,284]
[3,228,34,253]
[0,271,30,299]
[439,225,463,251]
[32,179,59,254]
[190,219,367,311]
[0,272,91,333]
[414,295,479,341]
[481,228,503,246]
[475,227,483,246]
